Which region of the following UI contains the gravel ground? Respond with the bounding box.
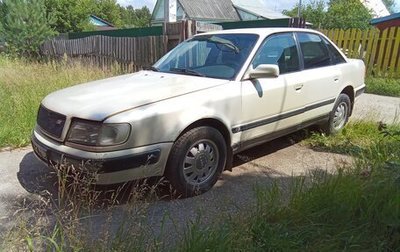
[0,93,399,247]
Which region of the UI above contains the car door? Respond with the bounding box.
[237,32,306,148]
[295,32,343,122]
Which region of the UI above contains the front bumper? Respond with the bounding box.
[31,130,173,185]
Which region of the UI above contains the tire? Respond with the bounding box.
[323,93,351,135]
[165,126,227,197]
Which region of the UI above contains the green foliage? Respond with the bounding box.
[325,0,372,29]
[283,0,326,29]
[43,0,95,33]
[42,0,151,32]
[120,6,152,28]
[93,0,123,27]
[366,77,400,97]
[283,0,373,29]
[0,0,56,57]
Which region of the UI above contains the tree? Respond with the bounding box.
[120,5,151,28]
[0,0,56,57]
[94,0,123,27]
[42,0,150,33]
[382,0,396,14]
[325,0,372,29]
[283,0,326,29]
[44,0,94,33]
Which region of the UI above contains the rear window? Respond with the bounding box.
[297,33,331,70]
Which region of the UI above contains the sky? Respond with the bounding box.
[116,0,400,13]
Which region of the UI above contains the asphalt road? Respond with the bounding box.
[0,93,399,246]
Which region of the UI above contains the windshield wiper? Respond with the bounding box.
[197,36,240,54]
[144,66,159,72]
[169,68,206,77]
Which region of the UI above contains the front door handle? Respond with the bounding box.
[294,84,304,91]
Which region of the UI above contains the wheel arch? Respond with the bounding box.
[340,85,355,115]
[175,118,233,171]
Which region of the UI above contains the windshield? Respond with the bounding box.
[153,34,259,80]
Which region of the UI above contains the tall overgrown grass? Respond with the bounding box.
[176,122,400,251]
[1,160,169,251]
[366,77,400,97]
[0,56,119,148]
[2,122,399,251]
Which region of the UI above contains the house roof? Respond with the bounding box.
[232,0,289,19]
[151,0,290,23]
[178,0,240,21]
[370,12,400,25]
[89,15,114,27]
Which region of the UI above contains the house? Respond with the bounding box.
[370,12,400,30]
[360,0,390,18]
[151,0,289,25]
[89,15,116,31]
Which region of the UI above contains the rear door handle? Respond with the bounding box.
[294,84,304,91]
[334,76,340,82]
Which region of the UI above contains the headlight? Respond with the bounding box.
[67,120,131,146]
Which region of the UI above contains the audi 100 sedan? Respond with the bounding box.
[32,28,366,196]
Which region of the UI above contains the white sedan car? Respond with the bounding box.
[32,28,366,196]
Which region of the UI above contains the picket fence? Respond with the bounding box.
[320,27,400,77]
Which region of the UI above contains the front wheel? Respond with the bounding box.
[165,126,227,197]
[323,93,351,135]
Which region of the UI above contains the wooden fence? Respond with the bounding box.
[320,27,400,78]
[41,24,399,78]
[40,21,221,71]
[40,35,168,72]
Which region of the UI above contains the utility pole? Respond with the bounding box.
[298,0,302,18]
[164,0,169,34]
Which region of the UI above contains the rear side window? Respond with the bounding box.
[322,37,346,65]
[252,33,300,74]
[297,33,331,70]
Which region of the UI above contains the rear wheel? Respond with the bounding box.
[165,126,227,197]
[323,93,351,135]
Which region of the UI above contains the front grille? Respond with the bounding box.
[37,105,66,139]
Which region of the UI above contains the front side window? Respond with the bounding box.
[297,33,331,70]
[154,34,259,80]
[252,33,300,74]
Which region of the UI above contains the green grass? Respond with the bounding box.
[176,122,400,251]
[0,56,117,148]
[304,121,387,155]
[366,77,400,97]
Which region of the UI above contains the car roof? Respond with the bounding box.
[195,28,322,37]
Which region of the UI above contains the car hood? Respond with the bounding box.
[42,71,229,121]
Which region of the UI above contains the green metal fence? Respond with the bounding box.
[68,26,163,39]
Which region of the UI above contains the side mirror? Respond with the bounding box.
[245,64,280,79]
